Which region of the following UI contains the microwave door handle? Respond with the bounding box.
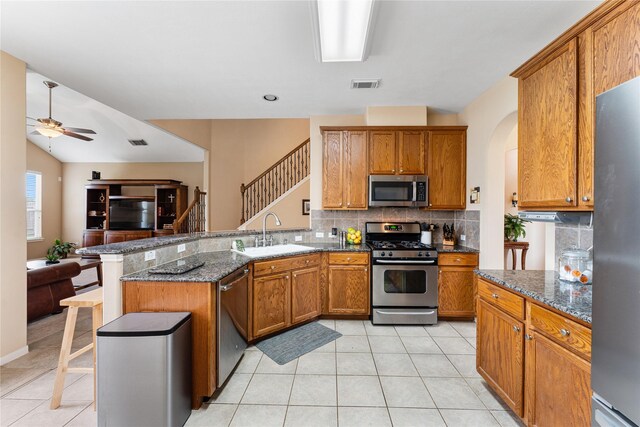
[412,181,417,203]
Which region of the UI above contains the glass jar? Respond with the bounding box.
[558,246,593,284]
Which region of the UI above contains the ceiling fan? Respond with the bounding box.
[27,81,96,142]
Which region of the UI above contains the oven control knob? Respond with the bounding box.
[388,252,393,257]
[380,252,385,257]
[418,252,423,257]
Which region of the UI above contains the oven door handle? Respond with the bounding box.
[375,309,437,315]
[375,260,436,264]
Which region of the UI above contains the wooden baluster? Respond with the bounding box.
[240,183,246,224]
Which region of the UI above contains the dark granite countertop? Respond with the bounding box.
[475,270,592,324]
[76,228,312,255]
[435,244,479,253]
[121,243,369,283]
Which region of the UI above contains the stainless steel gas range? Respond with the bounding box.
[366,222,438,325]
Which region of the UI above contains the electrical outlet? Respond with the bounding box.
[331,227,338,236]
[144,250,156,261]
[460,234,466,241]
[177,244,186,253]
[294,235,303,242]
[316,232,324,238]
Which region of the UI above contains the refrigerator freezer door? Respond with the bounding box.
[593,396,636,427]
[593,76,640,427]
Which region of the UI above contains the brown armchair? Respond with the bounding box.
[27,262,79,322]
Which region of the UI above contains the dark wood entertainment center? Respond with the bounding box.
[82,179,188,248]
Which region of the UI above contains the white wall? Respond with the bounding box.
[0,51,28,363]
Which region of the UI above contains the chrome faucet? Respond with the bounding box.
[260,211,282,247]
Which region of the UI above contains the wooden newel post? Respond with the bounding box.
[240,183,246,224]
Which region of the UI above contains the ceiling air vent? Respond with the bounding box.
[128,139,148,146]
[351,79,380,89]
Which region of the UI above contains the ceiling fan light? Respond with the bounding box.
[36,127,63,138]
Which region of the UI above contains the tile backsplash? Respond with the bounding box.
[555,223,594,257]
[310,209,480,249]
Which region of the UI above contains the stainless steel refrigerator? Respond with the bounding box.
[592,76,640,427]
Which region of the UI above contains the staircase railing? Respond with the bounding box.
[173,186,207,234]
[240,138,310,224]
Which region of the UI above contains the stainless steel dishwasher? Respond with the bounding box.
[217,266,249,387]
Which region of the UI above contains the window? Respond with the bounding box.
[26,171,42,240]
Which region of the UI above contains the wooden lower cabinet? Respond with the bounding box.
[122,281,215,410]
[477,298,525,416]
[252,273,290,338]
[291,266,321,324]
[82,230,104,247]
[525,330,592,426]
[104,230,152,244]
[438,253,478,319]
[327,265,370,315]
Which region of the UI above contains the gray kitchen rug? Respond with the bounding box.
[256,322,342,365]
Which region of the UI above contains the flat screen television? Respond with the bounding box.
[109,199,155,230]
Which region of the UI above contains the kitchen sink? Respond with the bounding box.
[232,243,315,258]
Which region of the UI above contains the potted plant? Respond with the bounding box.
[504,214,530,242]
[51,239,76,259]
[45,247,60,264]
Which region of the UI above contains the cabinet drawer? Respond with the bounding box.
[477,279,525,320]
[328,252,369,265]
[529,303,591,359]
[254,253,320,277]
[438,253,478,266]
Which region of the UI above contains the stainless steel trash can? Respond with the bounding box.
[97,312,192,427]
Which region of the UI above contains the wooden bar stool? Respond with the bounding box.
[504,241,530,270]
[50,288,103,410]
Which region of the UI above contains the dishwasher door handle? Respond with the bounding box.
[220,269,250,291]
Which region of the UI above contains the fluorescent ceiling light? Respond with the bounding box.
[312,0,375,62]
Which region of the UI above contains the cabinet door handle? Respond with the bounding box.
[244,269,249,274]
[582,196,590,202]
[392,169,396,173]
[346,257,351,261]
[525,334,533,341]
[271,265,276,270]
[293,274,297,278]
[339,202,343,207]
[347,202,351,207]
[363,267,367,272]
[429,203,432,207]
[305,259,310,264]
[560,328,571,337]
[565,197,573,203]
[399,169,404,172]
[285,276,289,279]
[455,258,461,262]
[492,293,499,299]
[513,325,521,333]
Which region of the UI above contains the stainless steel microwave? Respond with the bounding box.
[368,175,428,207]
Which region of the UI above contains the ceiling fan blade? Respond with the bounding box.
[27,116,40,121]
[62,130,93,141]
[63,127,96,134]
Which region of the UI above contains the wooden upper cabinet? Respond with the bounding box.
[398,131,426,175]
[427,130,466,210]
[593,2,640,95]
[322,131,344,209]
[345,131,368,209]
[577,29,595,209]
[368,131,397,174]
[518,39,578,209]
[322,130,368,210]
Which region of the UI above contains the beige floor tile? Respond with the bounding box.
[186,403,237,427]
[337,376,386,407]
[11,399,91,427]
[410,354,460,377]
[491,410,526,427]
[28,329,93,351]
[448,354,482,378]
[400,336,443,354]
[3,347,61,371]
[424,377,485,409]
[0,398,43,425]
[335,336,370,353]
[334,320,366,336]
[284,405,337,427]
[230,404,287,427]
[316,319,336,330]
[465,378,510,410]
[440,409,501,426]
[65,404,99,427]
[234,351,262,374]
[209,373,252,404]
[394,326,429,337]
[450,321,477,338]
[373,353,418,377]
[241,374,294,405]
[367,336,406,354]
[379,376,435,408]
[424,321,461,337]
[336,353,377,376]
[338,406,391,427]
[289,375,336,406]
[0,367,49,397]
[311,340,336,353]
[364,322,398,336]
[296,352,336,375]
[388,408,446,427]
[255,355,298,374]
[433,337,476,355]
[466,337,477,349]
[244,345,262,352]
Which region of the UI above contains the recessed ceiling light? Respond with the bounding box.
[263,94,279,102]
